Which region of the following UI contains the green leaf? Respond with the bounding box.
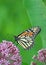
[0,0,46,65]
[43,0,46,5]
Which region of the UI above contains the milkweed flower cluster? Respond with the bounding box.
[33,49,46,63]
[30,49,46,65]
[0,40,21,65]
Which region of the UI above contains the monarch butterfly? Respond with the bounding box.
[14,26,41,50]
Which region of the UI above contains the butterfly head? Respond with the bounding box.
[14,36,20,42]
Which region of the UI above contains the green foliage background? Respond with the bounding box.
[0,0,46,65]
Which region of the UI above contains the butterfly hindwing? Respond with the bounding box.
[18,36,34,49]
[14,26,41,49]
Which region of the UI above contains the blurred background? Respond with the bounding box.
[0,0,46,65]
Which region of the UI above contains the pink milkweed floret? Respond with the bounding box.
[0,40,21,65]
[30,61,37,65]
[37,49,46,62]
[32,49,46,64]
